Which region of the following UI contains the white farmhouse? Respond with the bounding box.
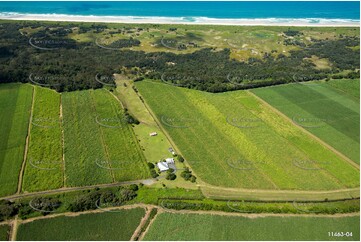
[157,158,176,172]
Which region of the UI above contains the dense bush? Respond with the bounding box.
[124,112,140,125]
[67,187,137,212]
[166,172,176,180]
[177,155,184,163]
[0,200,17,221]
[150,169,159,178]
[147,162,155,169]
[159,199,360,214]
[29,197,61,215]
[180,167,196,182]
[0,22,359,93]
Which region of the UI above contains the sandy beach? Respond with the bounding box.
[0,13,359,27]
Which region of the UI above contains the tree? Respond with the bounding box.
[147,162,155,169]
[0,200,17,221]
[120,189,137,202]
[177,155,184,163]
[166,173,176,180]
[181,168,197,183]
[150,169,159,178]
[129,184,139,191]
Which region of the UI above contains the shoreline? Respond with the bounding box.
[0,13,359,27]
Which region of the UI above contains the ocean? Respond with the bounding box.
[0,1,359,24]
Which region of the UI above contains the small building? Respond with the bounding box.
[157,158,176,172]
[157,161,169,172]
[168,148,176,155]
[149,132,157,136]
[165,158,175,164]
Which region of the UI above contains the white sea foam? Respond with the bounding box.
[0,12,359,27]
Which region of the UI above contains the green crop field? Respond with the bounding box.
[144,213,360,241]
[0,83,33,197]
[16,208,145,241]
[22,86,63,192]
[0,224,10,241]
[252,80,360,163]
[136,80,359,190]
[326,79,360,101]
[62,88,149,187]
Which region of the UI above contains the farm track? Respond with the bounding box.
[200,184,360,201]
[6,205,359,241]
[1,178,156,201]
[10,204,360,230]
[249,91,359,170]
[139,208,160,241]
[155,206,360,218]
[16,204,149,224]
[10,216,17,241]
[60,94,66,187]
[130,206,153,241]
[17,85,35,194]
[3,177,359,203]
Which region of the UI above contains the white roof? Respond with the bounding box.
[165,158,174,164]
[157,162,169,172]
